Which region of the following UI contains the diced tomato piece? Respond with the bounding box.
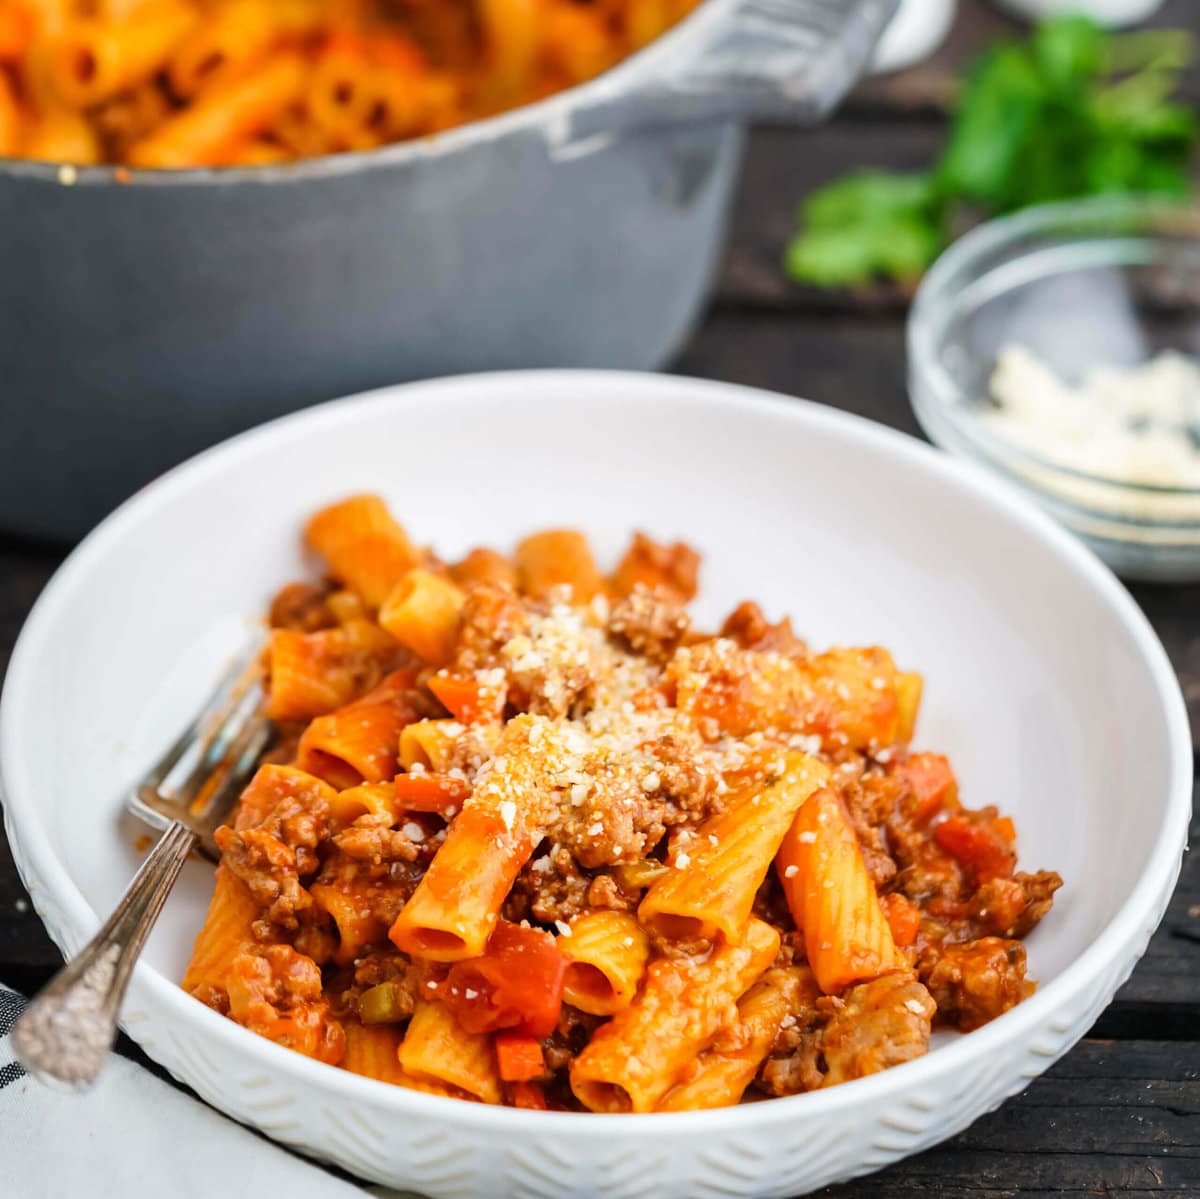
[393,771,470,815]
[934,816,1015,884]
[880,892,921,947]
[435,922,566,1039]
[901,752,958,823]
[428,668,505,724]
[495,1032,545,1082]
[509,1080,549,1110]
[992,816,1016,844]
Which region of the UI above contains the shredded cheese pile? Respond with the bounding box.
[980,345,1200,539]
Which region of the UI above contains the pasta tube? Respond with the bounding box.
[390,714,568,961]
[570,917,780,1113]
[657,966,808,1111]
[304,494,418,609]
[48,0,197,107]
[515,529,603,602]
[561,910,649,1016]
[295,668,419,788]
[378,569,465,666]
[128,51,307,168]
[266,619,397,722]
[639,752,828,944]
[398,1000,501,1104]
[776,788,898,994]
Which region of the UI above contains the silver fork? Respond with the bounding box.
[11,639,274,1088]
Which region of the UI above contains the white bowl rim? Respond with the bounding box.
[1,369,1192,1138]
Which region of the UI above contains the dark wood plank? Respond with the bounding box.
[822,1038,1200,1197]
[1103,778,1200,1022]
[713,122,942,313]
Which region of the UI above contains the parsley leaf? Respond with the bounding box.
[785,15,1196,289]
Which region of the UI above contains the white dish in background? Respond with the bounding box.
[991,0,1165,27]
[870,0,956,74]
[1,371,1191,1198]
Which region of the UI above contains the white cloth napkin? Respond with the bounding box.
[1,984,373,1199]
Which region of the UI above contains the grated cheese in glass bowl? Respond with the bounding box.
[909,196,1200,582]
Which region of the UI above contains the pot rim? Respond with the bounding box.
[0,0,729,188]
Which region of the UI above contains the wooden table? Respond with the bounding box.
[2,2,1198,1194]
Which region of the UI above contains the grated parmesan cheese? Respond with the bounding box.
[983,344,1200,535]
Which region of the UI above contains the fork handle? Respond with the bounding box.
[11,820,197,1088]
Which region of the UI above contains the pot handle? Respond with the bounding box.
[552,0,899,155]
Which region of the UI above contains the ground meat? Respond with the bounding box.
[839,766,901,889]
[269,581,337,632]
[650,733,715,822]
[608,586,691,663]
[217,772,333,931]
[225,944,344,1064]
[753,873,801,936]
[610,532,701,603]
[1007,870,1063,938]
[720,601,807,658]
[333,951,423,1024]
[292,918,338,965]
[755,967,826,1097]
[501,602,601,718]
[332,814,424,865]
[819,972,934,1087]
[758,1044,825,1096]
[543,1004,604,1074]
[215,825,315,931]
[923,937,1032,1031]
[453,582,529,672]
[585,872,637,912]
[311,845,430,937]
[545,730,716,869]
[504,843,592,925]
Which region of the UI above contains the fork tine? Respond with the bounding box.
[139,634,266,796]
[161,676,266,810]
[129,634,272,842]
[189,713,276,859]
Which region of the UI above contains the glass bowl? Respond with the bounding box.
[908,196,1200,583]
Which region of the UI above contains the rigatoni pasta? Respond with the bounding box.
[638,752,828,944]
[0,0,703,167]
[183,494,1062,1110]
[569,918,780,1113]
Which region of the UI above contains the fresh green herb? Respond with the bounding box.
[785,15,1196,288]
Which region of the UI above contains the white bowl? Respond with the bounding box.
[1,372,1191,1198]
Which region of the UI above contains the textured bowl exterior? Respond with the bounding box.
[7,837,1175,1198]
[2,372,1191,1197]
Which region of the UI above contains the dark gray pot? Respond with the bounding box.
[0,0,895,539]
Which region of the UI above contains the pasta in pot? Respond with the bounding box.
[0,0,703,167]
[182,493,1063,1111]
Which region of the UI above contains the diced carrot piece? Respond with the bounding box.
[429,668,505,724]
[880,892,921,948]
[495,1032,546,1083]
[393,771,471,814]
[934,817,1015,884]
[901,752,958,823]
